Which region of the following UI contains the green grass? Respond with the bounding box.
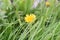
[0,0,60,40]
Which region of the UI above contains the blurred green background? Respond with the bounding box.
[0,0,60,40]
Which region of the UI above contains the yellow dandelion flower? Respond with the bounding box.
[24,14,36,23]
[46,1,50,7]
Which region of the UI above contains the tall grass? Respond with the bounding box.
[0,0,60,40]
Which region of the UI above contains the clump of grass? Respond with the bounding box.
[0,0,60,40]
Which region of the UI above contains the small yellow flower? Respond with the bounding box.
[24,14,36,23]
[46,1,50,7]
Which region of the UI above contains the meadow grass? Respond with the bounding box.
[0,0,60,40]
